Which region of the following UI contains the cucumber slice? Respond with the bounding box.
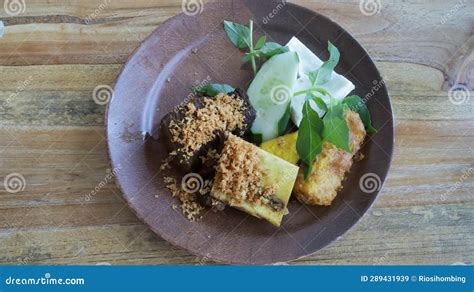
[248,51,299,142]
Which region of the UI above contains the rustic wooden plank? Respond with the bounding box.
[0,61,447,93]
[290,0,473,88]
[378,62,445,92]
[0,203,471,265]
[0,0,472,87]
[0,0,181,65]
[0,64,121,91]
[298,203,474,265]
[0,0,472,265]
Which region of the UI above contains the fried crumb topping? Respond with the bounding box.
[163,176,206,221]
[213,134,276,207]
[168,93,246,160]
[161,148,222,220]
[199,148,220,170]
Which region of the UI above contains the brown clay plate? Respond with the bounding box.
[106,0,394,264]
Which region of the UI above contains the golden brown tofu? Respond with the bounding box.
[260,132,299,165]
[293,110,366,205]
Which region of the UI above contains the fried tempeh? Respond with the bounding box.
[211,134,299,226]
[293,110,366,206]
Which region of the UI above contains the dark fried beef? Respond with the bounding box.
[160,88,256,172]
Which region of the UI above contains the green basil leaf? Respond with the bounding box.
[308,71,317,85]
[223,20,251,49]
[248,132,263,146]
[297,101,324,179]
[304,93,328,113]
[322,110,351,152]
[277,102,292,136]
[260,42,281,52]
[326,100,344,119]
[192,83,235,97]
[343,95,377,134]
[255,35,267,50]
[311,94,328,112]
[241,53,253,64]
[310,41,340,85]
[259,43,289,59]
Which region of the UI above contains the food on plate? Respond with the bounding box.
[247,51,299,142]
[160,88,256,171]
[293,110,366,205]
[210,134,298,226]
[260,131,299,164]
[223,20,289,76]
[159,19,377,224]
[286,37,355,126]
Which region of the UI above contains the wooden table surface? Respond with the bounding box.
[0,0,473,265]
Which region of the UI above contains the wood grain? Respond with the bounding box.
[0,0,473,265]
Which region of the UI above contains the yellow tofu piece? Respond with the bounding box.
[211,134,299,226]
[260,132,299,164]
[293,110,366,206]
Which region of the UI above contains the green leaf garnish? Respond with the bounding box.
[322,102,351,152]
[241,54,253,63]
[248,132,263,146]
[277,102,292,136]
[259,43,289,59]
[255,35,267,50]
[293,42,378,180]
[223,20,251,49]
[192,83,235,97]
[293,41,341,119]
[312,41,340,85]
[296,101,324,179]
[223,20,288,76]
[308,94,328,112]
[343,95,377,134]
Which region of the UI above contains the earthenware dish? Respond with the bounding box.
[106,0,394,264]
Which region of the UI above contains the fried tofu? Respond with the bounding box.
[293,110,366,205]
[260,132,299,165]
